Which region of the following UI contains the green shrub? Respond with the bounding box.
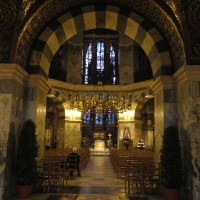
[160,125,183,188]
[15,119,39,185]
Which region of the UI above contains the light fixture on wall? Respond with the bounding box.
[70,82,132,113]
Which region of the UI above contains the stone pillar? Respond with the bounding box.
[151,75,177,162]
[174,65,200,200]
[134,120,144,147]
[25,75,50,160]
[0,64,28,199]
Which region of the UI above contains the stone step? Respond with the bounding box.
[89,148,110,156]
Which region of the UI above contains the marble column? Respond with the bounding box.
[174,65,200,200]
[0,64,28,199]
[134,120,144,147]
[151,75,177,162]
[25,74,50,160]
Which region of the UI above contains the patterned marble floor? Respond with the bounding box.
[67,155,125,187]
[9,155,164,200]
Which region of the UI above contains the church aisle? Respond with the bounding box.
[43,155,129,200]
[69,154,125,187]
[9,155,164,200]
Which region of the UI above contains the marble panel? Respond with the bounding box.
[163,103,177,126]
[0,80,13,94]
[119,65,133,85]
[67,50,82,84]
[64,121,81,148]
[164,89,175,103]
[0,94,12,195]
[36,102,46,159]
[56,121,65,148]
[0,94,12,156]
[119,44,134,85]
[23,101,37,120]
[56,120,82,148]
[178,95,200,199]
[37,88,47,105]
[25,87,37,101]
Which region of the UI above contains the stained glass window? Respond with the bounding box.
[95,113,103,125]
[110,44,116,84]
[83,110,90,124]
[82,29,119,85]
[107,111,115,124]
[96,42,104,73]
[84,43,92,84]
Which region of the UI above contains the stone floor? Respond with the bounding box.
[9,154,165,200]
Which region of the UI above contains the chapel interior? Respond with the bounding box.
[0,0,200,200]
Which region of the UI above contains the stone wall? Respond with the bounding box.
[0,64,28,199]
[57,120,82,148]
[119,44,134,85]
[177,81,200,200]
[66,44,82,84]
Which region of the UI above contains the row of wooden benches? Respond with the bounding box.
[110,149,161,195]
[36,148,90,192]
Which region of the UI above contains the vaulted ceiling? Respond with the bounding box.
[0,0,199,75]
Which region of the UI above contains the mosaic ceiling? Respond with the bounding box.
[0,0,200,71]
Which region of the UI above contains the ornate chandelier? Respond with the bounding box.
[70,82,132,114]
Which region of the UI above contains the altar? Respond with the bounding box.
[93,132,105,150]
[94,140,105,150]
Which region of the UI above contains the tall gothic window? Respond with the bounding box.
[110,44,116,84]
[82,29,119,85]
[84,43,92,84]
[96,41,104,73]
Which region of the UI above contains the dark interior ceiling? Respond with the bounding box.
[0,0,199,67]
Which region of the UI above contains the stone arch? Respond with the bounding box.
[29,5,172,80]
[47,89,68,119]
[133,89,154,120]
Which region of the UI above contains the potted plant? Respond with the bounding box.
[107,139,113,149]
[160,125,183,200]
[15,119,39,199]
[123,139,130,150]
